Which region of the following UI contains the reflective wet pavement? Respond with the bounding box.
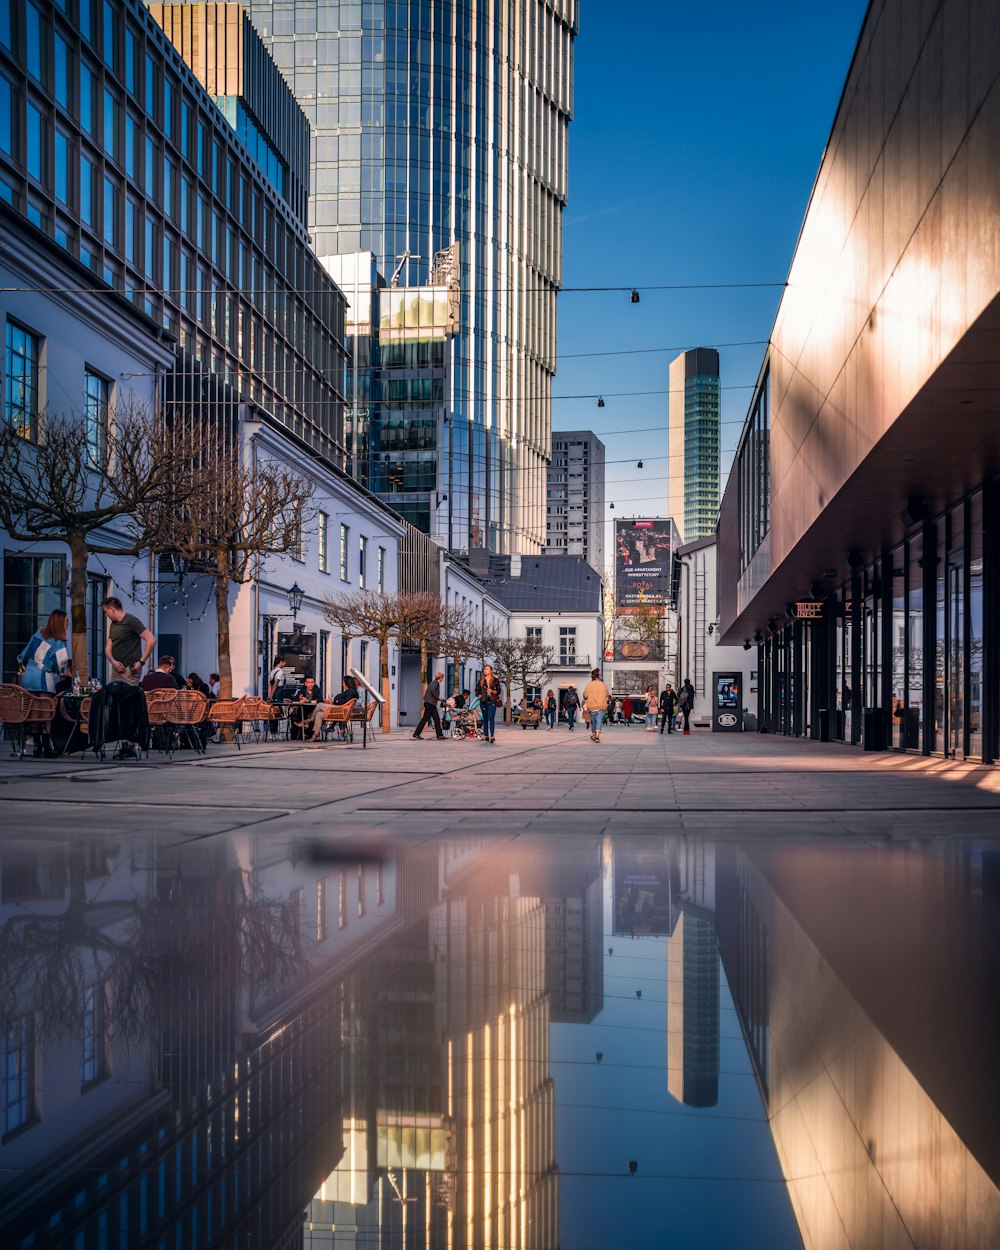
[0,728,998,1249]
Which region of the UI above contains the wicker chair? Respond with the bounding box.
[206,697,247,748]
[169,690,209,755]
[0,686,57,758]
[348,700,379,744]
[236,695,273,743]
[317,699,357,742]
[145,689,179,755]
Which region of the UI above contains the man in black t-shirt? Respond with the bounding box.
[102,596,156,686]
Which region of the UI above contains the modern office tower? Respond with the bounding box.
[666,909,720,1108]
[547,431,607,574]
[242,0,578,554]
[668,348,721,543]
[0,0,347,465]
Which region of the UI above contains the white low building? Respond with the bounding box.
[479,553,605,714]
[0,224,174,684]
[675,535,756,730]
[156,416,406,715]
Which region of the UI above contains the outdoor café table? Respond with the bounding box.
[286,699,318,741]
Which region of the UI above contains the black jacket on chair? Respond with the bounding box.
[89,682,150,753]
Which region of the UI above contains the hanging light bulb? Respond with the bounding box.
[597,396,605,408]
[637,460,643,469]
[610,501,615,510]
[630,289,640,304]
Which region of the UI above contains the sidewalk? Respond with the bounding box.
[1,722,997,847]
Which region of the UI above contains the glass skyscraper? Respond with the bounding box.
[244,0,577,553]
[668,347,721,543]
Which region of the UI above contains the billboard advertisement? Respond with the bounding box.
[613,638,665,662]
[615,518,674,610]
[613,843,675,935]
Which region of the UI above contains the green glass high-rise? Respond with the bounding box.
[668,348,721,543]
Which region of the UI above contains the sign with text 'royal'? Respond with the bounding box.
[614,518,674,610]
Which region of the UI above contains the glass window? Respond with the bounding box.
[0,76,17,159]
[5,321,41,441]
[890,547,906,749]
[103,88,118,160]
[25,3,47,85]
[0,0,9,50]
[338,872,347,929]
[83,369,110,466]
[318,511,329,573]
[54,129,71,203]
[102,176,118,248]
[144,135,154,198]
[377,546,385,593]
[1,1015,36,1136]
[125,196,137,262]
[102,1,116,71]
[162,79,172,139]
[356,865,365,917]
[339,523,349,580]
[80,154,94,224]
[125,28,136,95]
[26,104,44,182]
[358,535,367,588]
[907,535,924,751]
[124,112,136,177]
[969,492,984,760]
[316,877,328,942]
[145,52,155,118]
[3,554,65,682]
[80,984,107,1086]
[54,34,70,108]
[80,63,94,135]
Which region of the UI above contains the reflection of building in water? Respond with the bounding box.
[665,840,719,1108]
[518,843,605,1024]
[716,844,1000,1250]
[306,854,558,1250]
[0,835,429,1249]
[612,839,677,935]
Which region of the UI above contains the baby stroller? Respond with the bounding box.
[448,703,486,741]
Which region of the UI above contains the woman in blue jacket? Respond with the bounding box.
[18,609,70,693]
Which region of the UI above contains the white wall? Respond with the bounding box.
[676,539,755,729]
[0,230,175,681]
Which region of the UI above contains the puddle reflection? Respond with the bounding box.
[0,831,996,1249]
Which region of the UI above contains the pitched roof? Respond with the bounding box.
[461,554,603,613]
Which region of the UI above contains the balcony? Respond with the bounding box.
[554,653,591,668]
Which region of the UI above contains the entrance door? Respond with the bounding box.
[947,556,965,759]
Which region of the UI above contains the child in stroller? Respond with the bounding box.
[446,690,486,741]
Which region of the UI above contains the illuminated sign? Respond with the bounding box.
[614,518,675,610]
[793,601,824,619]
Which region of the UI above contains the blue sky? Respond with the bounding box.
[554,0,871,545]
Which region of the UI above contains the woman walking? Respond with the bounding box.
[544,689,557,730]
[476,664,503,744]
[644,685,658,731]
[582,668,611,744]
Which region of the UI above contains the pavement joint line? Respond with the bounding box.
[352,803,1000,813]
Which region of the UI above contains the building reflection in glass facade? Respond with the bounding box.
[246,0,578,553]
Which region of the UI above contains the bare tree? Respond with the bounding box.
[156,449,315,701]
[437,603,481,694]
[0,401,201,682]
[486,630,520,723]
[322,590,428,732]
[513,635,556,705]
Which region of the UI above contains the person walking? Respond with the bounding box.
[613,697,624,725]
[476,664,503,743]
[101,597,156,686]
[413,671,446,740]
[582,668,611,744]
[659,683,678,734]
[644,686,658,731]
[544,689,557,730]
[679,677,696,734]
[563,685,580,731]
[622,695,634,726]
[268,656,288,702]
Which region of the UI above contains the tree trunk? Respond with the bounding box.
[213,550,235,741]
[68,531,91,683]
[380,651,391,734]
[420,635,429,686]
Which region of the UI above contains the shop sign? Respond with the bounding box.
[794,601,824,619]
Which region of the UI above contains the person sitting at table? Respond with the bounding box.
[54,661,75,696]
[290,675,322,740]
[142,656,181,692]
[186,672,211,698]
[308,674,358,741]
[208,673,220,698]
[17,609,70,756]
